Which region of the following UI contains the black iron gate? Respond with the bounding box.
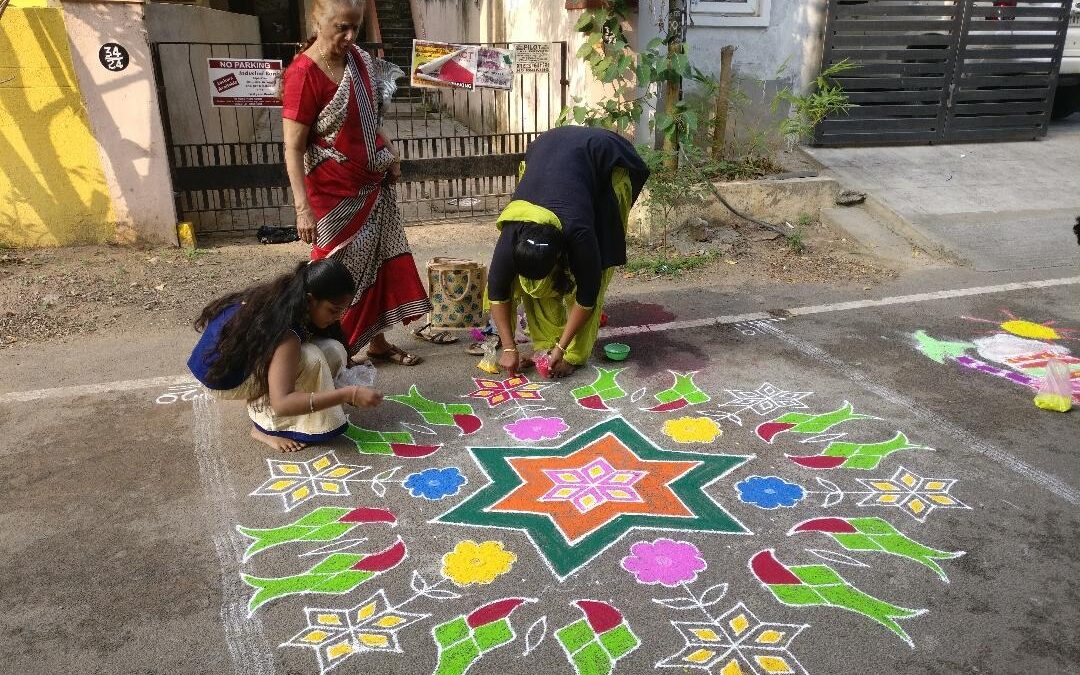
[150,41,567,239]
[815,0,1072,146]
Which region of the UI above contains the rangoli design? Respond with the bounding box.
[438,417,752,578]
[750,550,926,646]
[467,375,546,407]
[912,310,1080,404]
[250,452,369,512]
[229,373,974,671]
[645,371,711,412]
[573,367,628,410]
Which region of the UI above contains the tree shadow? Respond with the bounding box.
[0,10,112,247]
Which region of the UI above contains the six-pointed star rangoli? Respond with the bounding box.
[437,417,753,578]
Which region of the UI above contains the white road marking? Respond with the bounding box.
[0,374,197,404]
[599,275,1080,338]
[3,275,1078,402]
[753,320,1080,507]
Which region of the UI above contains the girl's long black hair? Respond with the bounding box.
[196,259,356,400]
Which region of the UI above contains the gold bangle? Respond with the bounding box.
[502,347,518,353]
[552,344,566,354]
[309,392,315,413]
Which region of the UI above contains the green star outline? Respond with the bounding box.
[436,417,754,579]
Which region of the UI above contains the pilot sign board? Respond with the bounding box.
[207,58,283,107]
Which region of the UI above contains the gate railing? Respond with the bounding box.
[814,0,1072,146]
[150,41,568,238]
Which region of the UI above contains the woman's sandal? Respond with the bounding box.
[412,323,459,345]
[367,344,424,366]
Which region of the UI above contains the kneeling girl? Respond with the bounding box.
[188,259,381,452]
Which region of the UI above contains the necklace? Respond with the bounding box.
[317,41,341,81]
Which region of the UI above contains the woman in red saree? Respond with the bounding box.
[282,0,430,365]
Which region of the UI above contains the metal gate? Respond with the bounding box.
[815,0,1073,146]
[150,41,567,238]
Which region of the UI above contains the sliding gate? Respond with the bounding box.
[815,0,1073,145]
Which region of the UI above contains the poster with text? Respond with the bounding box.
[207,58,283,107]
[512,43,551,74]
[475,46,514,90]
[411,40,477,90]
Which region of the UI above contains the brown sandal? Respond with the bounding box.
[367,344,423,366]
[412,323,459,345]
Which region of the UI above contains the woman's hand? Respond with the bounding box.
[498,348,522,374]
[296,207,317,244]
[546,349,575,379]
[348,386,382,408]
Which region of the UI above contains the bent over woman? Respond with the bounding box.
[282,0,433,366]
[188,259,381,453]
[487,126,649,378]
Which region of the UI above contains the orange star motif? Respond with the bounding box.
[491,434,698,542]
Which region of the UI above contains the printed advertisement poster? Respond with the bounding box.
[512,43,551,74]
[411,41,478,90]
[411,40,516,91]
[475,46,514,90]
[207,58,283,107]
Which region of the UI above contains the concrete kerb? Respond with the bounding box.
[860,193,966,263]
[628,175,842,243]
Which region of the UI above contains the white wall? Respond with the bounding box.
[62,0,177,244]
[636,0,827,147]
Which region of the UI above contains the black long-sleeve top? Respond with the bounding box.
[487,126,649,308]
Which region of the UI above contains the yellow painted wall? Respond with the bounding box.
[0,8,115,247]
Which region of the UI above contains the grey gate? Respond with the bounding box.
[150,41,567,240]
[815,0,1073,146]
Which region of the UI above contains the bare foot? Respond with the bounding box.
[251,427,307,453]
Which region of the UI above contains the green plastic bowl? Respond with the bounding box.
[604,342,631,361]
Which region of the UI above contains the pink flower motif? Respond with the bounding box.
[621,538,707,587]
[504,416,570,442]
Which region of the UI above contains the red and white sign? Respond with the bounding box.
[207,58,282,107]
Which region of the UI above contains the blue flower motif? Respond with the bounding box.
[404,467,467,501]
[736,475,805,509]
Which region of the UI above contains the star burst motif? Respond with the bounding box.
[712,383,813,426]
[467,375,546,407]
[437,417,752,579]
[281,590,429,674]
[658,602,808,674]
[856,466,970,522]
[540,457,646,514]
[250,452,369,512]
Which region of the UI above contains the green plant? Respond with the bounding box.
[796,212,814,228]
[772,60,857,148]
[558,0,713,149]
[183,248,209,261]
[636,145,714,248]
[785,230,807,254]
[625,250,716,277]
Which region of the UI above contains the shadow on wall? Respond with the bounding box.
[0,9,113,247]
[65,2,175,244]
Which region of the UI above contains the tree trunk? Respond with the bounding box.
[661,40,682,170]
[711,45,735,160]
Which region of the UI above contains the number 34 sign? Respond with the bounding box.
[98,43,130,72]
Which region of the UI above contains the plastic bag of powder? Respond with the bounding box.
[1033,358,1072,413]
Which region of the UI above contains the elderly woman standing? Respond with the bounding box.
[282,0,435,366]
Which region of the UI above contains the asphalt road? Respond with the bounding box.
[2,271,1078,675]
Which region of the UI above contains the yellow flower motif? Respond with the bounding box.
[441,540,517,587]
[663,416,722,444]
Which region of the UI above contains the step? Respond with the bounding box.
[821,206,944,268]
